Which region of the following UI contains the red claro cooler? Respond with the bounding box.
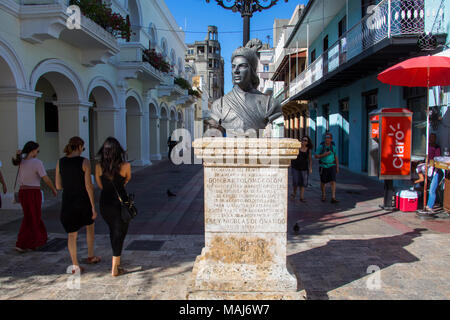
[396,191,418,212]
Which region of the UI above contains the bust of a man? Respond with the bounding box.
[209,39,281,135]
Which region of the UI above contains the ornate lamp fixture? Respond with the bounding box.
[206,0,288,45]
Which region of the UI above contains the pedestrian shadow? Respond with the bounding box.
[289,228,426,300]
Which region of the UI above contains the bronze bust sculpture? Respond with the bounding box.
[209,39,281,135]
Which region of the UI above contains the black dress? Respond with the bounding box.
[99,173,129,257]
[59,156,94,233]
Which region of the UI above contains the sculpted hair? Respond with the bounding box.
[97,137,126,179]
[12,141,39,166]
[231,39,262,90]
[64,136,84,156]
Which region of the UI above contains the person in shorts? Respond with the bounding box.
[315,132,339,203]
[291,136,313,202]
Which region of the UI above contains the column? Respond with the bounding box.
[56,101,92,159]
[126,111,149,166]
[0,89,41,209]
[150,114,161,160]
[289,115,294,139]
[95,107,123,150]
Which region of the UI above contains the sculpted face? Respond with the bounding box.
[232,56,252,91]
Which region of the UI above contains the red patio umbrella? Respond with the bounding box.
[377,55,450,212]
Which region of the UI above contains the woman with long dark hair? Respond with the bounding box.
[95,137,131,277]
[12,141,57,252]
[55,137,101,274]
[290,136,313,202]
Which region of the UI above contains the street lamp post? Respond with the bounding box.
[206,0,288,46]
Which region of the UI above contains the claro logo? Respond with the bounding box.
[388,123,405,169]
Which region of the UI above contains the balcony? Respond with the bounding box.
[157,74,188,102]
[288,0,447,101]
[19,0,120,67]
[115,43,165,87]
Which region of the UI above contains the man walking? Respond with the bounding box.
[315,132,339,203]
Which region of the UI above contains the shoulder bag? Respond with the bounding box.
[112,180,137,224]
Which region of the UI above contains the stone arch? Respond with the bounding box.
[177,110,183,129]
[148,22,158,49]
[31,59,89,169]
[177,57,183,77]
[30,59,85,102]
[0,36,34,197]
[125,92,143,164]
[159,102,169,156]
[170,48,176,67]
[149,101,159,160]
[125,89,143,112]
[87,77,118,159]
[169,107,177,139]
[0,35,27,89]
[128,0,143,42]
[87,76,118,108]
[161,37,168,57]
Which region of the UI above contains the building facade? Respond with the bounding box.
[271,5,309,140]
[186,26,225,107]
[0,0,199,209]
[283,0,449,174]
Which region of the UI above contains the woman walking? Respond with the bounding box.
[290,136,313,202]
[95,137,132,277]
[55,137,101,274]
[12,141,57,252]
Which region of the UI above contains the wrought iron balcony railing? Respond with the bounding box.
[288,0,446,99]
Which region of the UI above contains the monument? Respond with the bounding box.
[187,40,303,300]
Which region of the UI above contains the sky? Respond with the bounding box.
[164,0,307,93]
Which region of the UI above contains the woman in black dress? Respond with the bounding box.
[55,137,100,274]
[95,137,132,277]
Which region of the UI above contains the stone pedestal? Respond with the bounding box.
[187,138,304,300]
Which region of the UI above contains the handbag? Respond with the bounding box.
[112,180,137,223]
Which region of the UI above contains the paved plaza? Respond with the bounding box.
[0,160,449,300]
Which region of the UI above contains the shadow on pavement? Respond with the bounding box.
[290,228,426,300]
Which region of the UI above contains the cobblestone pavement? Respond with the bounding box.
[0,159,449,300]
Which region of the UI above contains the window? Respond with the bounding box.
[338,16,347,38]
[323,35,329,52]
[45,102,58,132]
[263,64,269,72]
[209,59,213,68]
[405,87,427,156]
[310,49,316,63]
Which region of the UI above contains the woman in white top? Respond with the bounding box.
[12,141,57,252]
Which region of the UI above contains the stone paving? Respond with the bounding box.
[0,159,449,300]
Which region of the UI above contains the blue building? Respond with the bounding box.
[284,0,449,175]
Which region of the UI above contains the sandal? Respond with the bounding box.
[321,196,326,202]
[15,247,28,253]
[331,198,340,204]
[300,198,306,203]
[85,256,101,264]
[112,266,127,277]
